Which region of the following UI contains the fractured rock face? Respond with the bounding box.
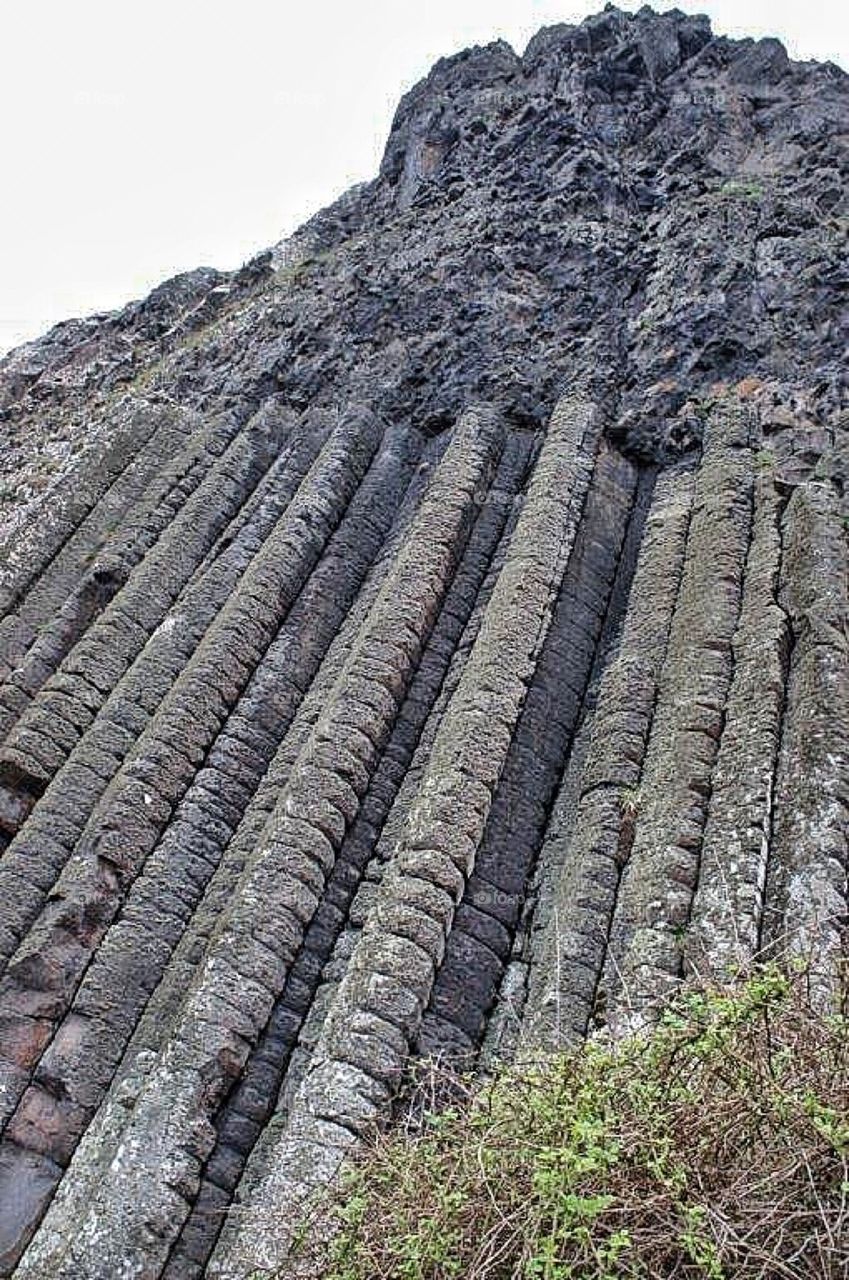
[0,7,847,1277]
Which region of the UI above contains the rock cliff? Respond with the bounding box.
[0,6,846,1276]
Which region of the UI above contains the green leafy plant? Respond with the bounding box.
[619,786,642,821]
[300,966,849,1279]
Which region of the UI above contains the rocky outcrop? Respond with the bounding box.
[0,7,846,1277]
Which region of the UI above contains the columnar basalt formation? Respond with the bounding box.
[0,7,847,1277]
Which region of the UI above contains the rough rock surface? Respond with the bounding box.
[0,7,846,1276]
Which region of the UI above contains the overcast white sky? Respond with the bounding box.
[1,0,846,357]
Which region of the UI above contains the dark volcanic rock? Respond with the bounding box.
[0,8,846,1279]
[2,3,847,520]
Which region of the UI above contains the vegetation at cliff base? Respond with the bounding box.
[313,969,848,1279]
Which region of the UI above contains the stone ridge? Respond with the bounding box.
[0,5,847,1277]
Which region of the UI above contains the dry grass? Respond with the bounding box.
[305,966,848,1279]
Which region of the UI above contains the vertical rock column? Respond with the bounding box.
[0,404,184,668]
[0,408,382,1145]
[522,462,695,1048]
[160,434,534,1280]
[685,469,790,975]
[0,405,296,835]
[0,410,241,736]
[763,479,849,1006]
[418,440,638,1060]
[254,452,531,1152]
[15,405,505,1280]
[210,392,600,1280]
[0,425,421,1276]
[0,409,313,964]
[7,439,445,1280]
[601,401,755,1027]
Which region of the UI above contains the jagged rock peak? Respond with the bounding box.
[2,5,847,530]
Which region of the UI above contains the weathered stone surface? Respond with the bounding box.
[0,425,422,1231]
[210,394,599,1276]
[0,7,846,1278]
[523,461,695,1046]
[419,439,637,1060]
[599,404,756,1025]
[163,433,533,1277]
[763,480,849,1005]
[16,406,503,1280]
[686,473,790,974]
[0,409,245,741]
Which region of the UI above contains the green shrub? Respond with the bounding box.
[305,968,848,1279]
[718,179,764,202]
